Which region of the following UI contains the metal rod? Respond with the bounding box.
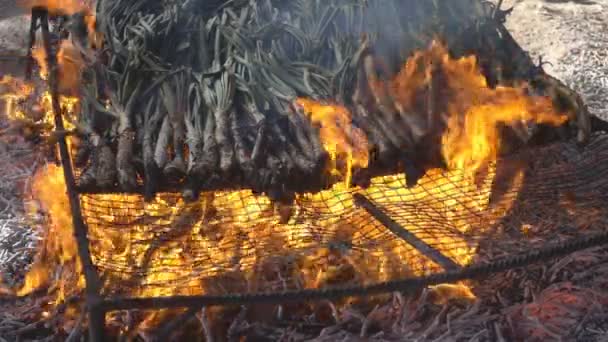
[25,8,42,80]
[88,303,107,342]
[37,8,106,342]
[352,193,461,271]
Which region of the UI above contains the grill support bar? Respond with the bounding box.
[96,228,608,311]
[34,8,107,342]
[353,193,462,271]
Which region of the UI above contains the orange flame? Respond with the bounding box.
[19,0,88,15]
[3,78,79,137]
[19,164,82,298]
[441,93,567,170]
[387,41,567,171]
[32,40,85,94]
[6,41,566,333]
[300,41,567,175]
[296,98,369,185]
[428,282,477,305]
[0,76,34,119]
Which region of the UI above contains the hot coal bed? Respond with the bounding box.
[1,0,608,341]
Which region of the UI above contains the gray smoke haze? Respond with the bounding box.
[337,0,494,73]
[256,0,496,76]
[0,1,29,21]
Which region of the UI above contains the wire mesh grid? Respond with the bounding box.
[79,134,608,299]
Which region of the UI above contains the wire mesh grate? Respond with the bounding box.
[79,134,608,298]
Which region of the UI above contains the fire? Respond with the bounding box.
[428,282,477,305]
[32,39,85,94]
[19,164,82,299]
[18,161,506,331]
[296,98,369,186]
[85,14,100,49]
[442,97,566,171]
[4,85,79,138]
[0,76,34,119]
[2,75,79,138]
[15,161,512,332]
[3,40,571,334]
[19,0,88,15]
[389,40,566,172]
[298,41,566,180]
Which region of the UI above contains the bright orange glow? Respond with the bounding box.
[388,41,566,171]
[0,76,34,119]
[428,282,477,305]
[85,14,101,49]
[442,96,566,171]
[19,0,88,15]
[17,162,522,330]
[32,40,85,94]
[296,98,369,186]
[298,41,566,176]
[19,164,82,298]
[6,40,571,333]
[4,83,79,137]
[25,0,97,91]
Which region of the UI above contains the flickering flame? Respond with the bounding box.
[3,80,79,136]
[296,98,369,186]
[387,41,567,171]
[20,160,516,331]
[0,76,34,119]
[428,282,477,305]
[32,40,85,94]
[5,40,570,333]
[442,97,566,170]
[298,41,566,177]
[19,0,88,15]
[85,14,100,49]
[19,164,82,298]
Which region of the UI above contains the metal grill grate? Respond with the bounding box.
[77,134,608,299]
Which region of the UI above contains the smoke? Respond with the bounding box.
[244,0,503,80]
[321,0,494,75]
